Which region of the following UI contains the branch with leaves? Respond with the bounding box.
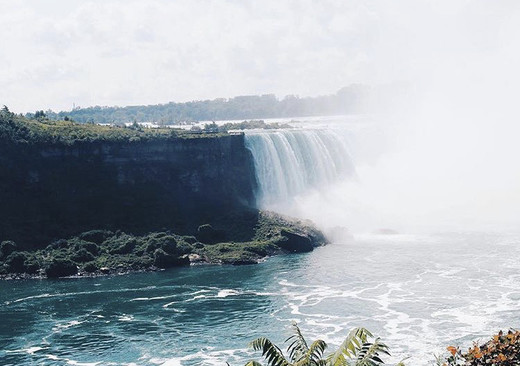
[244,322,389,366]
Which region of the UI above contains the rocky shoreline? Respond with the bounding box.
[0,211,327,280]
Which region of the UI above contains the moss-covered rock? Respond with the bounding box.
[0,209,328,279]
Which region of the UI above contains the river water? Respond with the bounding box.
[3,116,520,365]
[2,230,520,365]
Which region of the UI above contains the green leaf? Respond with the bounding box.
[245,361,265,366]
[326,328,371,366]
[249,337,290,366]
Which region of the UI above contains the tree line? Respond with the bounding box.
[41,85,376,125]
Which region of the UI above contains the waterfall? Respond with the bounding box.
[245,129,355,208]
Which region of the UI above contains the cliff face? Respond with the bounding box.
[0,134,258,249]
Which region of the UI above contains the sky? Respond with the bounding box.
[1,0,519,113]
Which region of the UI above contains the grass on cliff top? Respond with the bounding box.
[0,108,228,146]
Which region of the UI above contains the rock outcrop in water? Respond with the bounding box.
[0,112,328,277]
[0,211,327,278]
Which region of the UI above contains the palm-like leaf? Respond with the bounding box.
[355,338,390,366]
[249,337,291,366]
[326,328,372,366]
[307,339,327,365]
[286,322,310,362]
[245,362,265,366]
[243,324,388,366]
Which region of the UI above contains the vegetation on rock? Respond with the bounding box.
[0,211,327,279]
[1,106,225,147]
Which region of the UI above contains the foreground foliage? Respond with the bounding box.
[243,325,520,366]
[244,322,389,366]
[440,330,520,366]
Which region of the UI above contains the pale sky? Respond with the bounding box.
[1,0,518,113]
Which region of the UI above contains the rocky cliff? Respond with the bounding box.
[0,133,257,249]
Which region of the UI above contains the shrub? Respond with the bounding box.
[80,241,99,255]
[79,230,114,244]
[45,259,77,278]
[441,330,520,366]
[83,262,98,273]
[153,248,188,268]
[109,238,137,255]
[5,252,29,273]
[196,224,226,244]
[0,240,17,259]
[48,239,69,250]
[71,248,95,263]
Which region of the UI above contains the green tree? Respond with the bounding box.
[244,322,389,366]
[34,110,46,119]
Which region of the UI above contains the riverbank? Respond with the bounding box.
[0,210,327,279]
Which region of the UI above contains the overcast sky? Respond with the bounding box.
[1,0,519,112]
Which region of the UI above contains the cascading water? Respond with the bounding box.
[244,129,355,208]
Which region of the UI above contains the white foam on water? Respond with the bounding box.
[52,320,85,331]
[117,315,134,322]
[216,289,241,298]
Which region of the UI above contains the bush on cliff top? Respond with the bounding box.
[0,107,226,146]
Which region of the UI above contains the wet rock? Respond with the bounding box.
[153,249,189,268]
[278,230,313,253]
[188,253,204,263]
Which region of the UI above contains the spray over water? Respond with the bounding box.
[246,2,520,235]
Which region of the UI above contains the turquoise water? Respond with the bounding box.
[2,232,520,365]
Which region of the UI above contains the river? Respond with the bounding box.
[2,230,520,365]
[3,116,519,365]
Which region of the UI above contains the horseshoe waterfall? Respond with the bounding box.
[244,129,355,207]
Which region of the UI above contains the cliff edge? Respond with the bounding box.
[0,110,327,277]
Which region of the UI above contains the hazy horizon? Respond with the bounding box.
[15,83,371,115]
[3,0,518,114]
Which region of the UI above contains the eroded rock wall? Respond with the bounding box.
[0,134,257,249]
